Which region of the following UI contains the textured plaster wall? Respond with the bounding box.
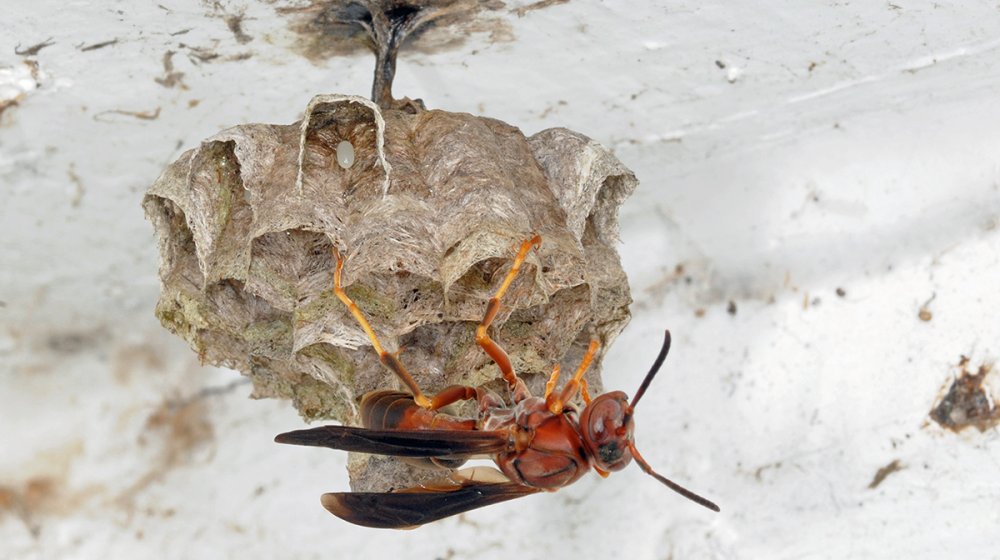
[2,1,1000,559]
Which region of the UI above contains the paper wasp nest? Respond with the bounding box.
[144,94,637,488]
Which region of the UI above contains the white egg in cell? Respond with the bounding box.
[337,140,355,169]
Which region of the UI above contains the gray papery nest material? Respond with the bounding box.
[143,1,638,492]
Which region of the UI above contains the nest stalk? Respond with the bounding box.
[354,1,455,109]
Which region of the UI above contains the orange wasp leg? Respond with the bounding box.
[425,385,508,422]
[332,247,432,409]
[475,234,542,404]
[543,364,591,404]
[426,384,505,416]
[579,378,592,405]
[428,385,479,411]
[546,339,600,415]
[543,365,561,400]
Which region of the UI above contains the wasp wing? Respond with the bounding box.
[274,426,513,458]
[320,467,541,529]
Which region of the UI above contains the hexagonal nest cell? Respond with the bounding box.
[143,94,637,487]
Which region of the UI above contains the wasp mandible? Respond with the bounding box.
[275,235,720,528]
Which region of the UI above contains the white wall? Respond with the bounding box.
[2,1,999,558]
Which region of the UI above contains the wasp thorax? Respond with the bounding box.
[580,391,634,472]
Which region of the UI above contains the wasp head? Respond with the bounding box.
[580,330,721,512]
[579,391,635,472]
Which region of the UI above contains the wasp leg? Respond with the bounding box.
[428,384,505,417]
[332,247,432,409]
[579,378,592,404]
[475,234,541,404]
[546,339,599,414]
[543,365,561,400]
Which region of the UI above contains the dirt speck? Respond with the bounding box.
[79,39,119,52]
[918,293,935,322]
[93,107,162,122]
[0,97,20,118]
[867,459,905,489]
[68,164,85,208]
[930,358,1000,433]
[154,51,188,89]
[15,38,55,56]
[753,461,782,483]
[513,0,569,18]
[226,14,253,44]
[184,45,221,64]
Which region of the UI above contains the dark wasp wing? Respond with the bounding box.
[274,426,514,458]
[320,469,542,529]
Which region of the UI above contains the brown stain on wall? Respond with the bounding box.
[277,0,513,63]
[3,321,216,529]
[40,326,110,356]
[0,397,218,534]
[930,357,1000,433]
[117,397,216,509]
[112,343,167,386]
[0,441,104,537]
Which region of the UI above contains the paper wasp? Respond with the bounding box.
[275,235,720,528]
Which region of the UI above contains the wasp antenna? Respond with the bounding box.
[630,443,719,512]
[620,330,672,432]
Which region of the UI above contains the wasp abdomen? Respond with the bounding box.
[360,391,477,431]
[361,391,416,429]
[359,391,476,470]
